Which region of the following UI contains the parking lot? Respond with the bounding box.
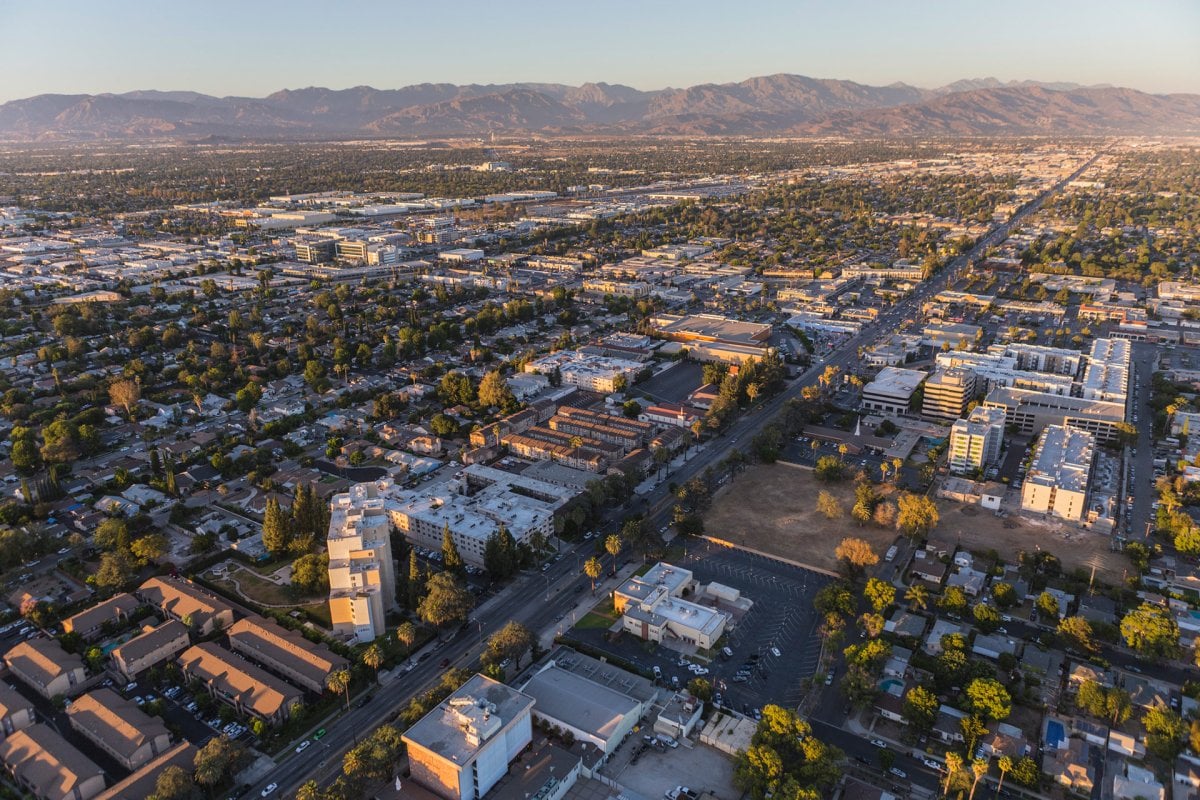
[635,361,703,405]
[570,540,831,713]
[603,731,739,800]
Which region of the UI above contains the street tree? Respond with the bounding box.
[584,556,603,594]
[417,573,474,631]
[326,668,352,713]
[604,534,622,576]
[1120,602,1180,658]
[486,621,535,669]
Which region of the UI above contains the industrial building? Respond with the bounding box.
[1021,425,1096,522]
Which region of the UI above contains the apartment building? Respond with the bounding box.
[0,684,35,740]
[110,620,191,680]
[4,639,87,700]
[94,742,197,800]
[62,593,140,641]
[982,387,1126,443]
[326,482,397,644]
[403,674,535,800]
[67,689,171,771]
[861,367,927,416]
[179,642,303,726]
[228,616,349,694]
[1021,425,1095,522]
[137,577,235,636]
[922,368,978,421]
[1080,338,1130,404]
[948,407,1006,474]
[0,725,105,800]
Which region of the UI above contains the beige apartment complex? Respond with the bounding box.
[62,593,140,641]
[0,724,106,800]
[110,620,191,679]
[179,642,303,725]
[227,617,348,693]
[137,577,235,636]
[67,689,171,771]
[4,639,87,700]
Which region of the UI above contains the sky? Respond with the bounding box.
[2,0,1198,102]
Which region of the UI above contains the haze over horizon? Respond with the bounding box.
[2,0,1198,103]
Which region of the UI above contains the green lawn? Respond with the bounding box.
[576,612,617,630]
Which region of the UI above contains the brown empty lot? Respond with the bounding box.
[935,500,1126,584]
[706,464,1126,583]
[705,463,901,573]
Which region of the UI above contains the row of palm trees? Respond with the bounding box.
[940,751,1015,799]
[583,533,625,593]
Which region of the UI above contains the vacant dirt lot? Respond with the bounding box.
[936,500,1126,584]
[705,465,1127,583]
[705,463,900,573]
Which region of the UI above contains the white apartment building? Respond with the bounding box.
[1080,338,1130,404]
[948,406,1006,474]
[326,482,398,643]
[1021,425,1095,522]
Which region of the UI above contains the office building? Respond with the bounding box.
[861,367,927,416]
[922,368,977,421]
[1021,426,1095,522]
[326,482,398,644]
[613,563,729,649]
[948,407,1006,474]
[982,387,1126,443]
[402,674,535,800]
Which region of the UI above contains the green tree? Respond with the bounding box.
[966,677,1011,721]
[896,492,939,537]
[1035,591,1060,620]
[361,644,384,684]
[192,736,241,794]
[1143,703,1187,760]
[417,572,473,631]
[148,764,199,800]
[325,668,352,713]
[904,583,929,611]
[477,370,516,410]
[94,550,135,592]
[130,533,167,564]
[441,524,465,576]
[486,621,535,669]
[991,581,1017,608]
[863,577,895,613]
[584,556,603,594]
[972,603,1000,632]
[1120,602,1180,658]
[816,490,843,520]
[261,497,290,556]
[396,621,418,652]
[291,553,329,594]
[902,685,939,732]
[938,586,968,615]
[1057,615,1096,652]
[604,534,623,576]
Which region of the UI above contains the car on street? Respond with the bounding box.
[922,758,943,771]
[439,658,450,668]
[889,767,907,779]
[870,739,887,748]
[261,784,278,797]
[295,740,311,754]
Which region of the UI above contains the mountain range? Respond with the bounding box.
[2,74,1198,141]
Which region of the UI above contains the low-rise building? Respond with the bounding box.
[67,688,171,771]
[4,639,87,700]
[110,620,191,680]
[137,577,235,636]
[227,616,349,694]
[1021,425,1095,522]
[179,642,303,726]
[403,674,535,800]
[861,367,926,416]
[613,563,729,649]
[62,593,140,641]
[94,742,197,800]
[520,659,652,756]
[0,724,106,800]
[0,684,35,740]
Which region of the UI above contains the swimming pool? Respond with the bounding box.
[1045,719,1067,750]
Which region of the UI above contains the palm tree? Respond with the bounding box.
[905,584,929,611]
[604,534,623,576]
[837,444,849,463]
[362,643,384,684]
[810,439,819,457]
[396,621,417,652]
[995,756,1012,798]
[584,557,602,594]
[943,751,963,797]
[968,757,989,800]
[880,462,890,483]
[296,781,321,800]
[326,668,351,713]
[892,457,903,482]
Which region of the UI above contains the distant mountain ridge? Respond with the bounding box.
[1,74,1197,140]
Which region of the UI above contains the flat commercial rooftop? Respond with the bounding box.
[650,313,771,345]
[403,674,534,767]
[522,666,639,742]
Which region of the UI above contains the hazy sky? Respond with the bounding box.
[3,0,1198,102]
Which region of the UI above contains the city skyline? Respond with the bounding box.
[2,0,1198,103]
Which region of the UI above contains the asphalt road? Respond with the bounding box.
[247,150,1105,799]
[1125,342,1158,541]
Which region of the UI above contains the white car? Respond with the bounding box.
[261,784,278,797]
[295,740,311,753]
[770,647,781,658]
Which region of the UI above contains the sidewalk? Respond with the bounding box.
[537,561,642,650]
